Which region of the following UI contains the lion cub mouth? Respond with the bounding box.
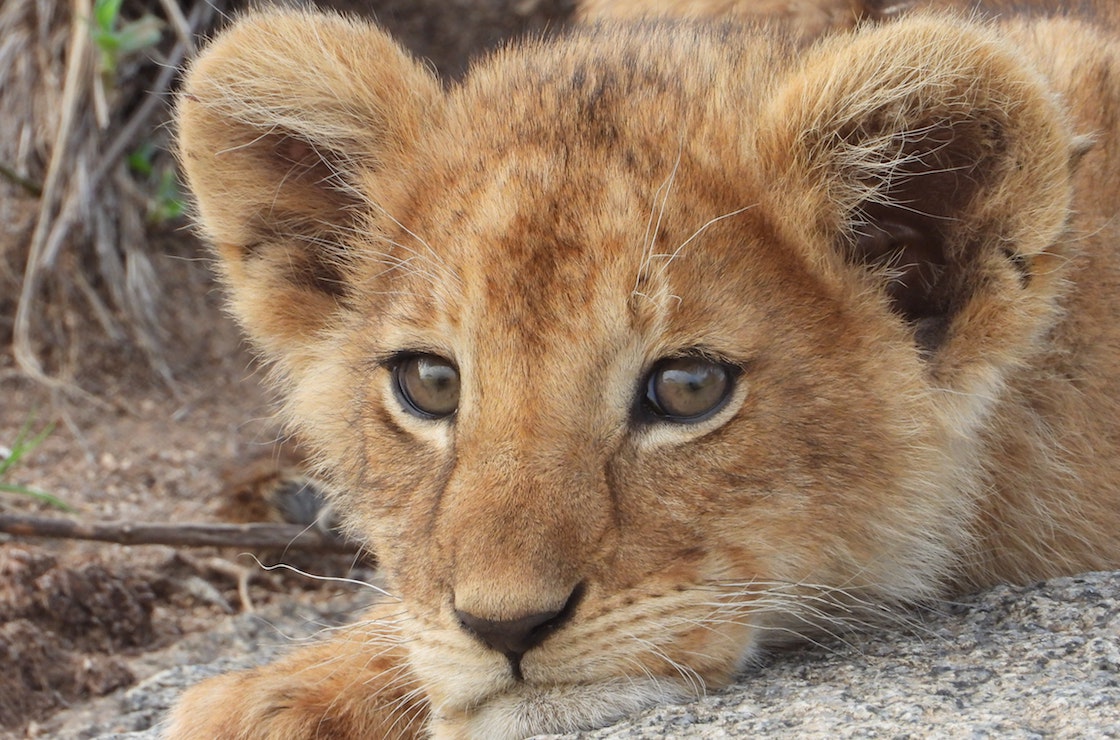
[430,679,698,738]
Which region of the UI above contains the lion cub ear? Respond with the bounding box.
[758,17,1074,378]
[176,10,442,360]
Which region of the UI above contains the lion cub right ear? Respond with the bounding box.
[176,10,442,363]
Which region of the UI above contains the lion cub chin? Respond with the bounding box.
[170,1,1120,737]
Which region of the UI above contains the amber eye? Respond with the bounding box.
[393,354,460,419]
[643,356,735,422]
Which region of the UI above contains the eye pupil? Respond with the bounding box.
[395,354,460,418]
[645,357,733,422]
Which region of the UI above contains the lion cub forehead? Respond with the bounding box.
[380,139,776,340]
[432,21,787,161]
[368,156,780,377]
[350,23,801,363]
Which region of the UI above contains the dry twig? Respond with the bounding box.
[0,513,362,555]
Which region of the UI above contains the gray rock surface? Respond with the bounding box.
[544,572,1120,739]
[60,571,1120,739]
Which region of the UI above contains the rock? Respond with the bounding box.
[542,571,1120,738]
[57,570,1120,739]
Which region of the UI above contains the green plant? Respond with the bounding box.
[0,416,73,512]
[152,168,186,222]
[128,142,185,224]
[90,0,163,80]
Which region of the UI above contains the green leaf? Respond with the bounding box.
[0,416,37,477]
[116,16,163,55]
[151,168,184,222]
[93,0,123,32]
[0,415,65,511]
[90,28,121,52]
[128,142,155,176]
[0,484,75,512]
[0,427,48,476]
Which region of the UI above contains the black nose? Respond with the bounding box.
[455,585,583,670]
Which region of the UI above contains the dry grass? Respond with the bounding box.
[0,0,223,390]
[0,0,574,394]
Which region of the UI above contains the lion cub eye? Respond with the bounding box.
[643,356,735,422]
[393,354,460,419]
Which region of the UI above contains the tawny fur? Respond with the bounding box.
[579,0,869,43]
[169,1,1120,737]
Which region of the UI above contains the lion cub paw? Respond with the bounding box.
[165,628,427,739]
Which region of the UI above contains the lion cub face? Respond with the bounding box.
[178,10,1074,734]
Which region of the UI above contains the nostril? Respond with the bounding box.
[455,583,585,664]
[455,608,561,660]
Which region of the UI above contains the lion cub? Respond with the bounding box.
[171,0,1120,737]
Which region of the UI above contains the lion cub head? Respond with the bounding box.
[178,9,1074,734]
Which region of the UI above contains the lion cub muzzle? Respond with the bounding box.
[435,437,608,676]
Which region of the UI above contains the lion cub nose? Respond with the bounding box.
[455,608,564,658]
[454,585,583,668]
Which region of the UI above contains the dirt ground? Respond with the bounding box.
[0,1,578,735]
[0,272,374,736]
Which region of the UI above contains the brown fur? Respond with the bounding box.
[578,0,872,42]
[170,1,1120,737]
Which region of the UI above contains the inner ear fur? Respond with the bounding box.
[176,9,442,355]
[757,15,1075,365]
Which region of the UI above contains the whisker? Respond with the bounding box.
[650,203,758,276]
[634,144,684,296]
[244,554,400,600]
[628,635,707,698]
[363,200,458,286]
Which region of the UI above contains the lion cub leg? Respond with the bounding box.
[164,600,428,739]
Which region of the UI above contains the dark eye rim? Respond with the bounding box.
[638,354,742,425]
[389,352,460,420]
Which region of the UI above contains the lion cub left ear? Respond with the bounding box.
[757,16,1075,385]
[177,10,443,365]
